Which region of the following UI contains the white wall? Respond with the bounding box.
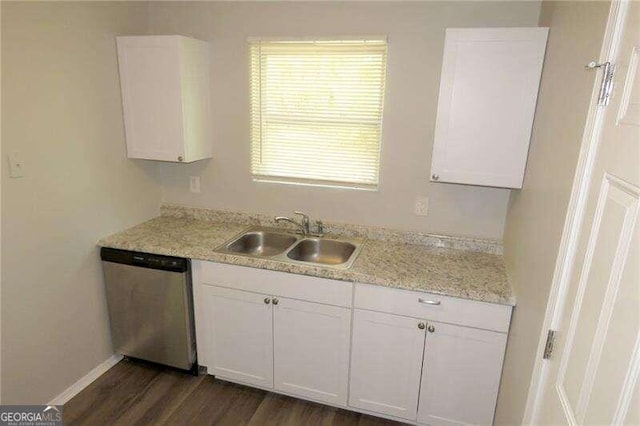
[1,2,161,403]
[148,1,542,240]
[494,2,611,424]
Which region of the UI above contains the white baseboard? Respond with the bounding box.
[48,354,123,405]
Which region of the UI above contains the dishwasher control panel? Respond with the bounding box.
[101,247,188,273]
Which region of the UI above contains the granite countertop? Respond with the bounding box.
[99,215,515,306]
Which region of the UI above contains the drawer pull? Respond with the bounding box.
[418,298,441,306]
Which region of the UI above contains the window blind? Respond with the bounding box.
[250,39,387,189]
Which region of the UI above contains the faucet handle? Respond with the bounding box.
[294,211,310,235]
[294,211,310,225]
[294,211,309,220]
[315,220,325,237]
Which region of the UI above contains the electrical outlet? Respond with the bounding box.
[414,196,429,216]
[189,176,201,193]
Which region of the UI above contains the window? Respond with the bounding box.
[250,39,387,189]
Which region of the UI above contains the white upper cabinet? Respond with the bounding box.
[430,28,548,188]
[116,35,212,163]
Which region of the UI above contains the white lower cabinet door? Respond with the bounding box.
[417,322,507,426]
[204,285,274,388]
[349,309,426,421]
[273,297,351,406]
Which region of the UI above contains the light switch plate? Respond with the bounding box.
[8,152,24,178]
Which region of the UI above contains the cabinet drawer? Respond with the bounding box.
[354,284,511,333]
[199,261,353,308]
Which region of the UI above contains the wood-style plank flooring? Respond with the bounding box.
[64,359,406,425]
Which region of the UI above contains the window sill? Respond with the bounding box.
[253,176,379,192]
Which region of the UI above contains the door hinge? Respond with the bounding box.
[586,61,615,106]
[543,329,556,360]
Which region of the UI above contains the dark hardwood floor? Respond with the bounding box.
[64,359,406,425]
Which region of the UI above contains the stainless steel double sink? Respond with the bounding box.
[216,227,365,269]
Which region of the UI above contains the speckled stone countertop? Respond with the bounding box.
[99,210,514,305]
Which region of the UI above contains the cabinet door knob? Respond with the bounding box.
[432,174,439,181]
[264,297,271,304]
[272,298,279,305]
[418,322,426,330]
[178,156,184,162]
[427,324,435,333]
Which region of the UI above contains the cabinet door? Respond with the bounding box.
[431,28,548,188]
[117,36,185,162]
[203,285,273,388]
[273,297,351,407]
[349,309,426,421]
[417,322,507,426]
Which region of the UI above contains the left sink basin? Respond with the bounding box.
[225,230,297,257]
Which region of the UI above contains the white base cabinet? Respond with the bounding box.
[204,285,273,388]
[349,309,425,421]
[196,261,352,407]
[273,298,351,406]
[417,322,507,426]
[348,310,508,424]
[350,284,511,425]
[194,261,512,425]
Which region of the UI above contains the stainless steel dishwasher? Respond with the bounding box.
[101,247,197,373]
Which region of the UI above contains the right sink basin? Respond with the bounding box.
[286,238,358,267]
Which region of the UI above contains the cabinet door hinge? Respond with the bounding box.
[543,329,556,360]
[586,61,615,106]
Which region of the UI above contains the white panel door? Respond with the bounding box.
[273,297,351,406]
[203,285,274,388]
[431,28,548,188]
[349,309,425,421]
[537,2,640,424]
[117,36,185,162]
[417,322,508,426]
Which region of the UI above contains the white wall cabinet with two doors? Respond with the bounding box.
[193,260,513,425]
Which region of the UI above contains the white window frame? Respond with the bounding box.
[249,37,388,191]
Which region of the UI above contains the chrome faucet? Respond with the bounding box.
[275,211,324,237]
[294,211,311,235]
